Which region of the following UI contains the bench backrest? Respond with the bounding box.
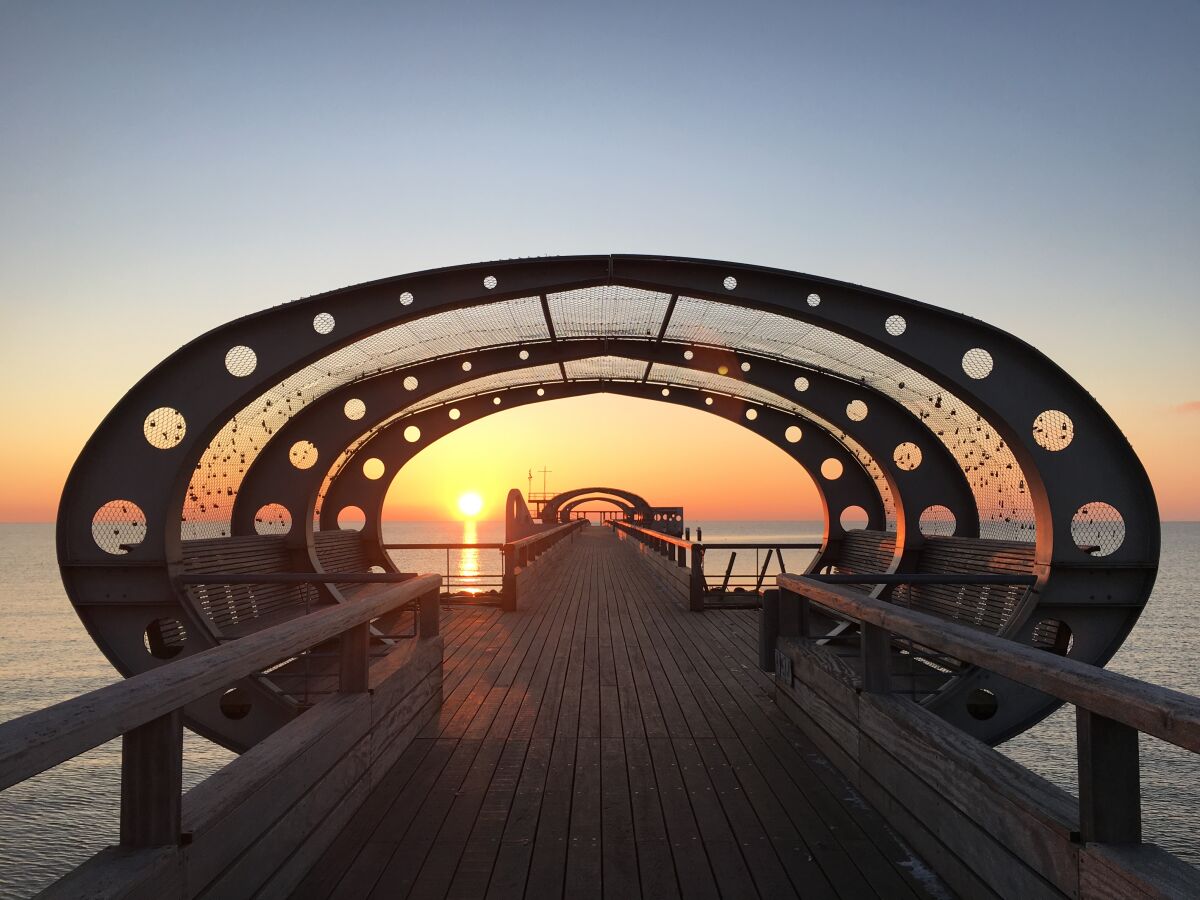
[313,530,377,596]
[823,529,897,592]
[179,535,314,633]
[894,535,1036,632]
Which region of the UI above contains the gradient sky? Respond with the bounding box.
[1,1,1197,521]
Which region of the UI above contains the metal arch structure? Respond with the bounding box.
[557,496,634,521]
[57,254,1158,752]
[540,487,655,526]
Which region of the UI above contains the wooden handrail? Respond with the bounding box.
[777,572,1200,753]
[504,519,585,551]
[611,521,693,549]
[0,573,441,791]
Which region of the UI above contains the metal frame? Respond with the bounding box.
[56,255,1159,750]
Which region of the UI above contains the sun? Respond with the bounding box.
[457,491,484,518]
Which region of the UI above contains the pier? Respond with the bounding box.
[4,256,1199,898]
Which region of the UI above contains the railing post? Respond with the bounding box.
[689,546,706,612]
[502,548,517,611]
[759,589,779,671]
[120,710,182,848]
[340,622,370,693]
[860,623,891,694]
[419,587,440,637]
[1077,708,1142,843]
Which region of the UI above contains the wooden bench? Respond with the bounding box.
[180,530,419,639]
[891,535,1036,633]
[818,529,897,591]
[814,529,1036,634]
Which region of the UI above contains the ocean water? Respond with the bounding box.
[0,521,1196,895]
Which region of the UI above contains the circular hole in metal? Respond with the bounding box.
[966,689,998,720]
[92,500,147,555]
[225,345,257,377]
[220,688,252,720]
[289,440,318,470]
[403,425,421,443]
[338,506,366,531]
[723,276,737,290]
[661,388,670,397]
[536,388,545,397]
[144,618,186,659]
[449,408,461,420]
[493,397,502,405]
[740,361,751,372]
[846,400,868,422]
[704,397,714,406]
[839,506,868,531]
[519,349,530,361]
[254,503,292,536]
[894,442,922,471]
[363,458,385,480]
[745,408,758,421]
[399,291,414,306]
[1031,619,1074,656]
[807,293,821,307]
[313,312,335,335]
[143,407,186,450]
[717,365,729,376]
[344,398,366,421]
[886,314,907,336]
[794,376,809,392]
[820,459,843,480]
[1070,502,1125,557]
[483,275,498,289]
[919,505,956,537]
[403,375,419,391]
[462,360,472,372]
[1033,410,1074,451]
[683,350,694,361]
[962,348,993,379]
[785,425,802,443]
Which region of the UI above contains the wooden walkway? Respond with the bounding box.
[295,529,952,899]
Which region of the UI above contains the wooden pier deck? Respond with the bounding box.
[296,527,949,900]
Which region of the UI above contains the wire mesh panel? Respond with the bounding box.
[547,286,672,338]
[664,296,1033,541]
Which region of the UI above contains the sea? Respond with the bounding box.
[1,520,1197,896]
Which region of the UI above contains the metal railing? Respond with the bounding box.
[611,521,822,610]
[382,519,586,610]
[0,574,441,849]
[773,572,1200,845]
[383,542,506,599]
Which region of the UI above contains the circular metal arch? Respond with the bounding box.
[56,255,1158,751]
[541,487,654,525]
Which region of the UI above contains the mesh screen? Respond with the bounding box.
[185,284,1030,542]
[563,356,649,381]
[548,286,671,338]
[664,296,1033,540]
[184,297,548,538]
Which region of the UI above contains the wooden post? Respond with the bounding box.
[861,623,891,694]
[419,588,440,637]
[689,546,706,612]
[502,549,516,611]
[120,710,182,848]
[1077,708,1142,843]
[759,589,779,672]
[678,546,687,568]
[340,622,370,693]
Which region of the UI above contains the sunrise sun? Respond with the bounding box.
[457,491,484,518]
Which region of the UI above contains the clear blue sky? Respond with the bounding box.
[1,1,1198,517]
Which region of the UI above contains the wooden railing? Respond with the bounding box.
[0,573,440,849]
[776,572,1200,847]
[500,519,587,610]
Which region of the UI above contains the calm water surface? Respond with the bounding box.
[1,521,1196,895]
